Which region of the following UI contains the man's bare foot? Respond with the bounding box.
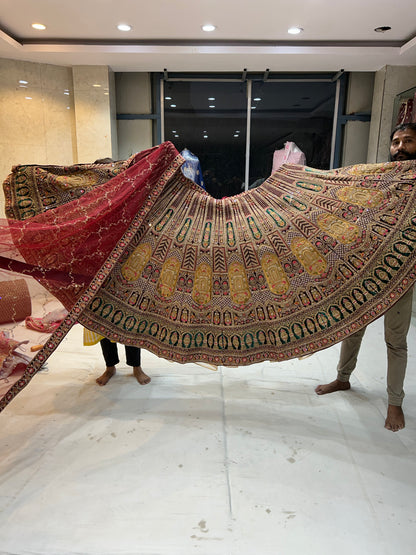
[385,404,405,432]
[315,379,351,395]
[96,366,116,386]
[133,366,151,385]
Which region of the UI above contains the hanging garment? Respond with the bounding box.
[1,141,416,412]
[272,141,306,173]
[180,148,205,189]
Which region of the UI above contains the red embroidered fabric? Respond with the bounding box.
[1,142,416,413]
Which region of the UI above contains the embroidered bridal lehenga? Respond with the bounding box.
[1,142,415,411]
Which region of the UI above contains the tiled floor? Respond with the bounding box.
[0,301,415,554]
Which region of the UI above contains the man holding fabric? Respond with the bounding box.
[315,123,416,432]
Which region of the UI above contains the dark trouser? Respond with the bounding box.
[100,338,141,367]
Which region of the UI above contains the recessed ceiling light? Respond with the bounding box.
[251,106,256,109]
[233,134,239,138]
[208,97,215,100]
[253,97,261,101]
[202,24,216,32]
[32,23,46,30]
[117,24,132,32]
[203,135,208,138]
[19,80,28,85]
[25,96,32,100]
[209,105,215,108]
[170,104,176,108]
[172,130,177,133]
[374,26,391,33]
[288,26,303,35]
[92,84,101,88]
[165,96,172,100]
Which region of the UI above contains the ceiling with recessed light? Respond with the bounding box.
[0,0,415,72]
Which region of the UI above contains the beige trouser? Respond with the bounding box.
[337,287,414,406]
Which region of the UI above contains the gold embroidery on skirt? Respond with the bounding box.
[261,252,290,294]
[157,257,181,298]
[228,262,251,305]
[121,243,152,282]
[192,263,213,305]
[337,186,383,208]
[317,213,361,244]
[291,237,327,276]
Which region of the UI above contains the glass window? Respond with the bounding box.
[249,81,336,186]
[164,81,247,198]
[162,76,337,196]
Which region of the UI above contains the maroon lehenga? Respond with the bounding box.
[1,141,415,412]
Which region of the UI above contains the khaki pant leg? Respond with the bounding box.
[384,287,414,406]
[337,326,367,382]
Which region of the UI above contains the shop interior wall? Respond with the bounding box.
[341,72,374,167]
[115,72,153,161]
[3,61,416,217]
[368,65,416,163]
[0,60,115,217]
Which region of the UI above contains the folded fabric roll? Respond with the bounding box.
[0,279,32,324]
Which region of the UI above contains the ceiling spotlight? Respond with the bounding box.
[202,24,216,32]
[374,26,391,33]
[117,24,132,32]
[288,26,303,35]
[32,23,46,30]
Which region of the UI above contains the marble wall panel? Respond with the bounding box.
[0,59,76,216]
[72,66,113,163]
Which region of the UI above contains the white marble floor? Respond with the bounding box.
[0,313,415,555]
